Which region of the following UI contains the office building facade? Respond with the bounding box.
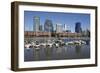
[44,19,54,32]
[33,16,40,32]
[75,22,82,33]
[56,23,63,33]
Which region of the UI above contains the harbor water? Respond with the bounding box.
[24,38,90,61]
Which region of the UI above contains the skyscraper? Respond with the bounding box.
[63,24,67,32]
[56,23,63,33]
[75,22,82,33]
[63,24,71,32]
[33,16,40,32]
[44,19,54,32]
[39,25,42,31]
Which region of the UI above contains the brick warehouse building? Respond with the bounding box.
[24,31,82,38]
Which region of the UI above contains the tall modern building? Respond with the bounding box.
[63,24,67,32]
[63,24,71,32]
[44,19,54,32]
[75,22,82,33]
[56,23,63,33]
[39,25,42,31]
[33,16,40,32]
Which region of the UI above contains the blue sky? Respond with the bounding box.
[24,11,90,32]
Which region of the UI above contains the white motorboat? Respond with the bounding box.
[46,40,54,48]
[24,43,32,49]
[66,40,86,45]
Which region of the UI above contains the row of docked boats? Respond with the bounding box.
[24,39,86,49]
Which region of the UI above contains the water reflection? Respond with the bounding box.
[75,45,81,56]
[45,47,52,60]
[34,49,40,61]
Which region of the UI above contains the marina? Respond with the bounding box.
[24,38,90,61]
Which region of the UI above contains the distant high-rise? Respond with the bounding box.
[56,23,63,33]
[44,19,53,32]
[39,25,42,31]
[33,16,40,32]
[75,22,82,33]
[63,24,71,32]
[63,24,68,32]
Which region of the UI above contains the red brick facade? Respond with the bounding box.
[24,31,82,37]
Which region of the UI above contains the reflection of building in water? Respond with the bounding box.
[63,46,68,53]
[45,47,52,60]
[75,45,81,55]
[34,49,40,61]
[24,48,34,61]
[55,47,64,60]
[56,47,62,54]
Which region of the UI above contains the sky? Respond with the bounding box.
[24,11,90,32]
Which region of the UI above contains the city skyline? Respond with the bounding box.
[24,11,90,32]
